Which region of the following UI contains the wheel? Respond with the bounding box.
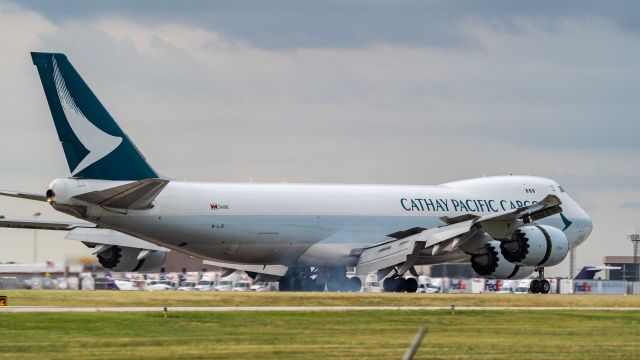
[348,277,362,292]
[292,278,304,291]
[279,276,293,291]
[405,278,418,293]
[395,277,408,293]
[300,278,316,292]
[327,278,343,292]
[383,278,394,292]
[529,279,540,294]
[540,280,550,294]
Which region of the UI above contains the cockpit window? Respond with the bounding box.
[558,186,566,193]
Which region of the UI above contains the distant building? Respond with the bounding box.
[603,256,639,281]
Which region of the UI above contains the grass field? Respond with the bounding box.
[1,310,639,359]
[1,290,640,308]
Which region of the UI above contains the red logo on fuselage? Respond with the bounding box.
[210,203,229,210]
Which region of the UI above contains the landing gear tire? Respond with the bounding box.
[279,276,294,291]
[531,267,551,294]
[529,279,541,294]
[383,277,408,292]
[293,279,304,291]
[540,280,551,294]
[406,278,418,293]
[327,278,345,292]
[299,278,317,292]
[396,278,407,292]
[348,277,362,292]
[383,277,394,292]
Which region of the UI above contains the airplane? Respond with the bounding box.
[574,266,620,280]
[0,52,593,293]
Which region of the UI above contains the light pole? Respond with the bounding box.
[33,211,41,263]
[627,229,640,295]
[629,233,640,290]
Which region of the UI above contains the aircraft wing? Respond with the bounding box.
[203,259,288,282]
[356,195,563,275]
[0,218,166,252]
[0,217,278,277]
[65,228,168,252]
[0,190,47,202]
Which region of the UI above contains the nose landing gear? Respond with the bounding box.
[529,267,551,294]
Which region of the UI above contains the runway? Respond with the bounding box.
[2,306,640,313]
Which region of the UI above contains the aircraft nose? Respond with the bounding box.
[587,215,593,236]
[574,203,593,246]
[584,214,593,238]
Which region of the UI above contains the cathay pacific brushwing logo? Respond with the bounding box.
[560,213,573,231]
[52,56,122,176]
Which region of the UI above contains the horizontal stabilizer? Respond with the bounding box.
[0,218,94,231]
[73,178,169,210]
[0,190,46,202]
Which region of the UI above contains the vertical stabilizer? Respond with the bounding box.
[31,52,158,180]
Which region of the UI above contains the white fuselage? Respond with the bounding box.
[48,175,592,267]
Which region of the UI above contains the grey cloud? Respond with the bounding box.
[621,201,640,210]
[17,0,640,49]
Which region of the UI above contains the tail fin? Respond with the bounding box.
[31,52,159,181]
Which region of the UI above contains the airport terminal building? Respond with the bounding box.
[604,256,639,281]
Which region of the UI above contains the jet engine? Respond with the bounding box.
[499,225,569,267]
[470,240,535,279]
[508,265,536,280]
[96,245,166,272]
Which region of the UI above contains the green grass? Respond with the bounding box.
[0,310,639,359]
[1,290,640,308]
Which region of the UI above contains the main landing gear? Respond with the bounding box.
[325,266,362,292]
[278,266,325,292]
[529,267,551,294]
[278,266,362,292]
[383,274,418,293]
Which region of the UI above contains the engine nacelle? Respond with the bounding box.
[97,246,166,272]
[137,251,167,272]
[500,225,569,267]
[471,241,533,279]
[509,266,536,280]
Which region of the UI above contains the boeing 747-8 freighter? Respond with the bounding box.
[0,53,592,293]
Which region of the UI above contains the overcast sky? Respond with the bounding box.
[0,0,639,277]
